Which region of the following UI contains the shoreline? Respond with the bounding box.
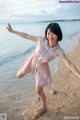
[0,40,80,120]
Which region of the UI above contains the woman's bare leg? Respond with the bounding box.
[36,85,47,112]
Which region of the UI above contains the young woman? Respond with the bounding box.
[6,23,80,118]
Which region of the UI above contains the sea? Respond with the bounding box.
[0,21,80,114]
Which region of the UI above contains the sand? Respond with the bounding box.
[0,40,80,120]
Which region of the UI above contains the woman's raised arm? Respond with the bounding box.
[59,53,80,79]
[6,23,38,42]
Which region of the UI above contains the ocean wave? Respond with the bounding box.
[68,30,80,40]
[0,46,36,66]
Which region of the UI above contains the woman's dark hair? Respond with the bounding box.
[45,23,63,41]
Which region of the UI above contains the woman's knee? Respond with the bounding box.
[36,86,43,96]
[16,71,25,78]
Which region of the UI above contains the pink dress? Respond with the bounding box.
[19,36,64,88]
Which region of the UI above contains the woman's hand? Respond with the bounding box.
[78,74,80,79]
[6,23,13,33]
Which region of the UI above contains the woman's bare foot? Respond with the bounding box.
[32,107,47,119]
[36,107,47,114]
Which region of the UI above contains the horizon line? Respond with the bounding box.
[1,18,80,24]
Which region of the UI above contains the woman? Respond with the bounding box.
[6,23,80,118]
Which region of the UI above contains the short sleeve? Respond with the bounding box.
[57,48,65,57]
[37,36,45,45]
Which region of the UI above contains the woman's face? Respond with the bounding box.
[46,29,58,43]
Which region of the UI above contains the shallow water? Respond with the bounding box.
[0,21,80,105]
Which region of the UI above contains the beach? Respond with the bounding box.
[0,40,80,120]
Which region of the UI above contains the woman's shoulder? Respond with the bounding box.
[37,36,46,44]
[56,44,65,56]
[50,43,65,55]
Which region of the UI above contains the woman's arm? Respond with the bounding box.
[59,53,80,79]
[6,23,38,42]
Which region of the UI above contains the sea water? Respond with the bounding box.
[0,21,80,105]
